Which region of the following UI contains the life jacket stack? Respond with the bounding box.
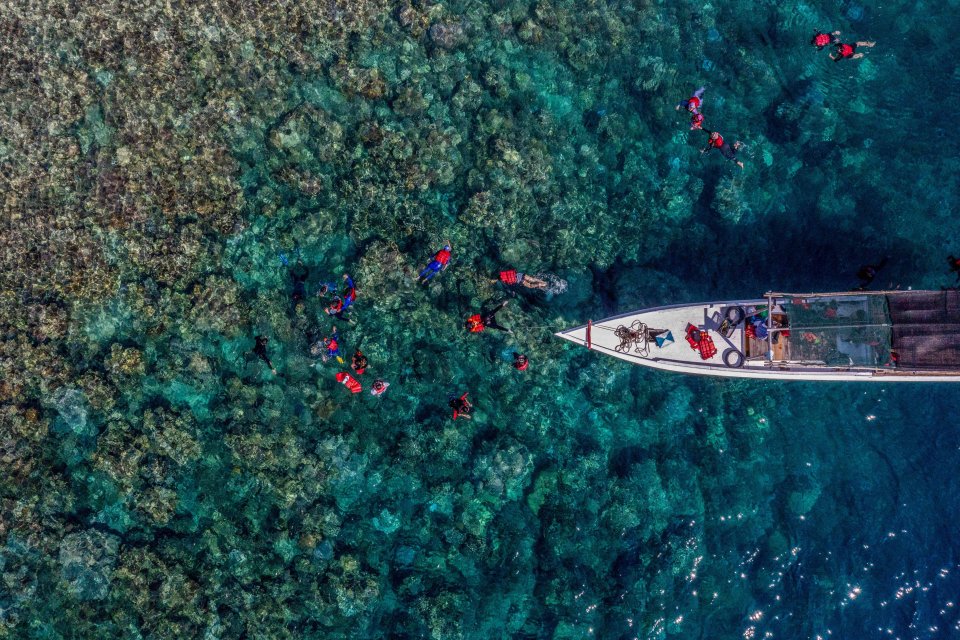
[335,372,362,393]
[685,323,718,360]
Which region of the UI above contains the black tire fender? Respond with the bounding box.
[723,348,745,368]
[725,306,746,325]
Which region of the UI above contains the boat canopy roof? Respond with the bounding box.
[772,290,960,369]
[774,294,893,367]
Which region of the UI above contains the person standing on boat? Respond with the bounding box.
[465,300,512,334]
[830,40,875,61]
[702,131,744,169]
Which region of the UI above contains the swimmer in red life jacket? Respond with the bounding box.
[351,350,367,374]
[418,241,452,283]
[449,393,472,420]
[811,30,841,50]
[465,300,512,334]
[830,40,875,61]
[701,131,745,169]
[676,86,705,115]
[690,112,704,131]
[497,270,568,296]
[512,352,529,371]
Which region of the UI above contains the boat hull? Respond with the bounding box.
[556,297,960,382]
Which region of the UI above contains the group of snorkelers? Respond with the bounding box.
[676,29,876,170]
[253,242,560,418]
[676,87,745,169]
[251,251,389,397]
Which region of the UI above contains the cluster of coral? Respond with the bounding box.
[1,0,958,636]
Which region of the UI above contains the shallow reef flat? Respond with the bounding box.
[2,0,960,637]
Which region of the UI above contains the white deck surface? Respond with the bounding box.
[556,299,960,381]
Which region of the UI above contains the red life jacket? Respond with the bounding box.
[813,33,831,47]
[691,114,704,129]
[709,134,724,149]
[514,358,529,371]
[335,372,362,393]
[327,338,338,352]
[371,380,389,396]
[839,43,854,58]
[687,96,701,110]
[435,248,451,265]
[467,314,484,332]
[499,269,518,284]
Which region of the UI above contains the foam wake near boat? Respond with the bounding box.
[555,290,960,381]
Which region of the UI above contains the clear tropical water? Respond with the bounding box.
[2,0,960,637]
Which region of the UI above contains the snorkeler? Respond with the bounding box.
[320,327,343,364]
[418,241,452,283]
[856,257,888,290]
[811,30,841,50]
[947,256,960,282]
[702,131,745,169]
[326,274,356,319]
[512,352,529,371]
[449,392,472,420]
[830,40,875,61]
[690,112,704,131]
[351,350,367,375]
[371,379,390,396]
[676,86,705,115]
[252,335,277,375]
[466,300,512,334]
[289,260,309,306]
[497,269,568,296]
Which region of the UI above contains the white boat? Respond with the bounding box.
[555,290,960,381]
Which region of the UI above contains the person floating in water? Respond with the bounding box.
[497,269,568,296]
[702,131,744,169]
[856,257,888,290]
[512,352,529,371]
[811,30,841,50]
[676,86,705,115]
[466,300,512,334]
[449,392,472,420]
[690,112,704,131]
[326,274,356,320]
[351,350,367,375]
[319,327,343,364]
[253,335,277,375]
[371,379,390,396]
[418,241,452,283]
[289,259,309,307]
[830,40,875,61]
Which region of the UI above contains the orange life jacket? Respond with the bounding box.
[335,372,362,393]
[467,314,484,332]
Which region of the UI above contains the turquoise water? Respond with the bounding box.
[3,0,960,637]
